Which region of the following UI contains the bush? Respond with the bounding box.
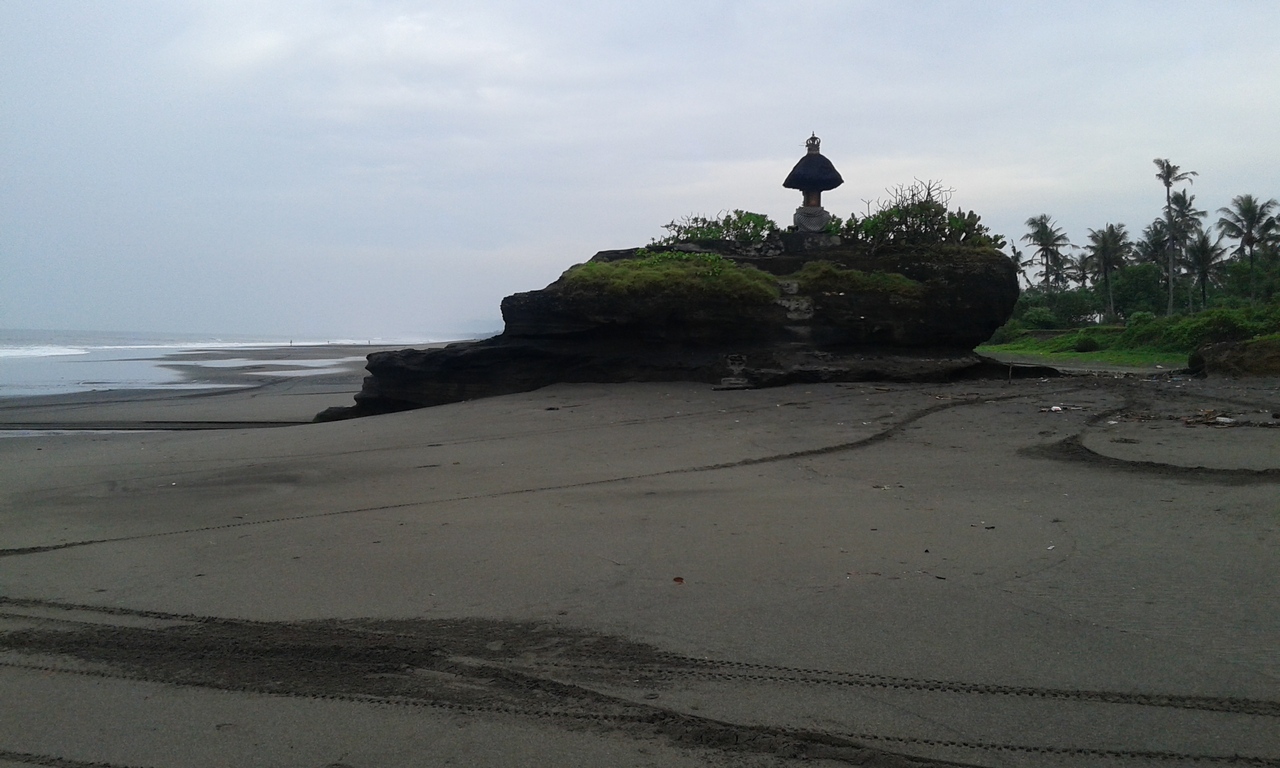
[1074,335,1101,352]
[1164,309,1268,349]
[1013,286,1100,328]
[1049,288,1101,327]
[561,250,780,304]
[1021,306,1059,329]
[1221,256,1280,304]
[986,320,1027,345]
[653,210,780,245]
[839,181,1005,251]
[1127,311,1156,327]
[1114,307,1280,352]
[1111,264,1165,318]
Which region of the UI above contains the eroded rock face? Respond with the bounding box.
[502,242,1017,349]
[1190,337,1280,376]
[317,238,1021,420]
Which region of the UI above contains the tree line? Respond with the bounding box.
[1012,158,1279,327]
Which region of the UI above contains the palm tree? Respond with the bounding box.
[1169,190,1206,246]
[1153,158,1197,315]
[1183,231,1227,309]
[1022,214,1072,289]
[1083,223,1131,321]
[1135,218,1170,267]
[1007,244,1032,288]
[1216,194,1279,303]
[1062,248,1087,288]
[1168,191,1206,310]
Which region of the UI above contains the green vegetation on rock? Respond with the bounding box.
[652,210,780,245]
[833,181,1006,251]
[650,183,1005,253]
[560,249,779,304]
[564,251,927,306]
[787,260,924,298]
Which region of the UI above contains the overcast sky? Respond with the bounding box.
[3,1,1278,339]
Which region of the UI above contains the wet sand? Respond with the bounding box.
[0,353,1277,767]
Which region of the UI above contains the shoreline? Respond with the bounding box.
[0,342,430,428]
[0,341,463,418]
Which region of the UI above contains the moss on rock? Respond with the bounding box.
[560,250,779,305]
[786,260,924,298]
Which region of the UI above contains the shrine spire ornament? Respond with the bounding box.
[783,134,843,233]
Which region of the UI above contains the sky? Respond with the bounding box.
[3,1,1279,340]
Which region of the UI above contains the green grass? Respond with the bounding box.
[786,260,924,297]
[561,253,925,306]
[561,250,780,304]
[977,328,1188,367]
[1114,308,1280,352]
[976,342,1188,368]
[982,306,1280,368]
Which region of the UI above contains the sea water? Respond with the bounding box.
[0,329,433,398]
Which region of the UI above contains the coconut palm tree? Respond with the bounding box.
[1062,248,1088,288]
[1022,214,1072,289]
[1169,190,1206,246]
[1153,158,1197,315]
[1216,194,1279,303]
[1168,191,1206,309]
[1083,223,1131,321]
[1006,244,1033,287]
[1183,231,1228,309]
[1135,218,1170,270]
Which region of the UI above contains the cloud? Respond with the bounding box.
[172,2,544,117]
[3,1,1280,336]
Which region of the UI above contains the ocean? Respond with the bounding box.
[0,329,435,398]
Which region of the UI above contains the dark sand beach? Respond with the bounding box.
[0,350,1277,767]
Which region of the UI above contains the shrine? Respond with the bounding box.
[782,134,843,232]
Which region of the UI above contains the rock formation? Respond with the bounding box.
[1189,336,1280,376]
[316,235,1026,421]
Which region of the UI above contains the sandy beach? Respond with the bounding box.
[1,350,1277,767]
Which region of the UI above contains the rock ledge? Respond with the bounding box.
[318,237,1027,420]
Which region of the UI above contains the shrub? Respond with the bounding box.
[839,181,1005,251]
[653,210,780,245]
[1074,335,1101,352]
[1113,307,1280,352]
[1127,311,1156,327]
[1013,286,1100,328]
[560,250,780,304]
[1021,306,1058,329]
[1111,264,1165,318]
[1164,309,1267,350]
[1221,253,1280,303]
[1049,288,1102,327]
[986,320,1026,345]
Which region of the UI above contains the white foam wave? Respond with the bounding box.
[0,346,91,359]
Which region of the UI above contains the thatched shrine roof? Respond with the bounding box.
[783,136,843,192]
[783,152,844,192]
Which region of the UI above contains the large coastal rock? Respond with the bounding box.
[317,237,1022,420]
[1189,337,1280,376]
